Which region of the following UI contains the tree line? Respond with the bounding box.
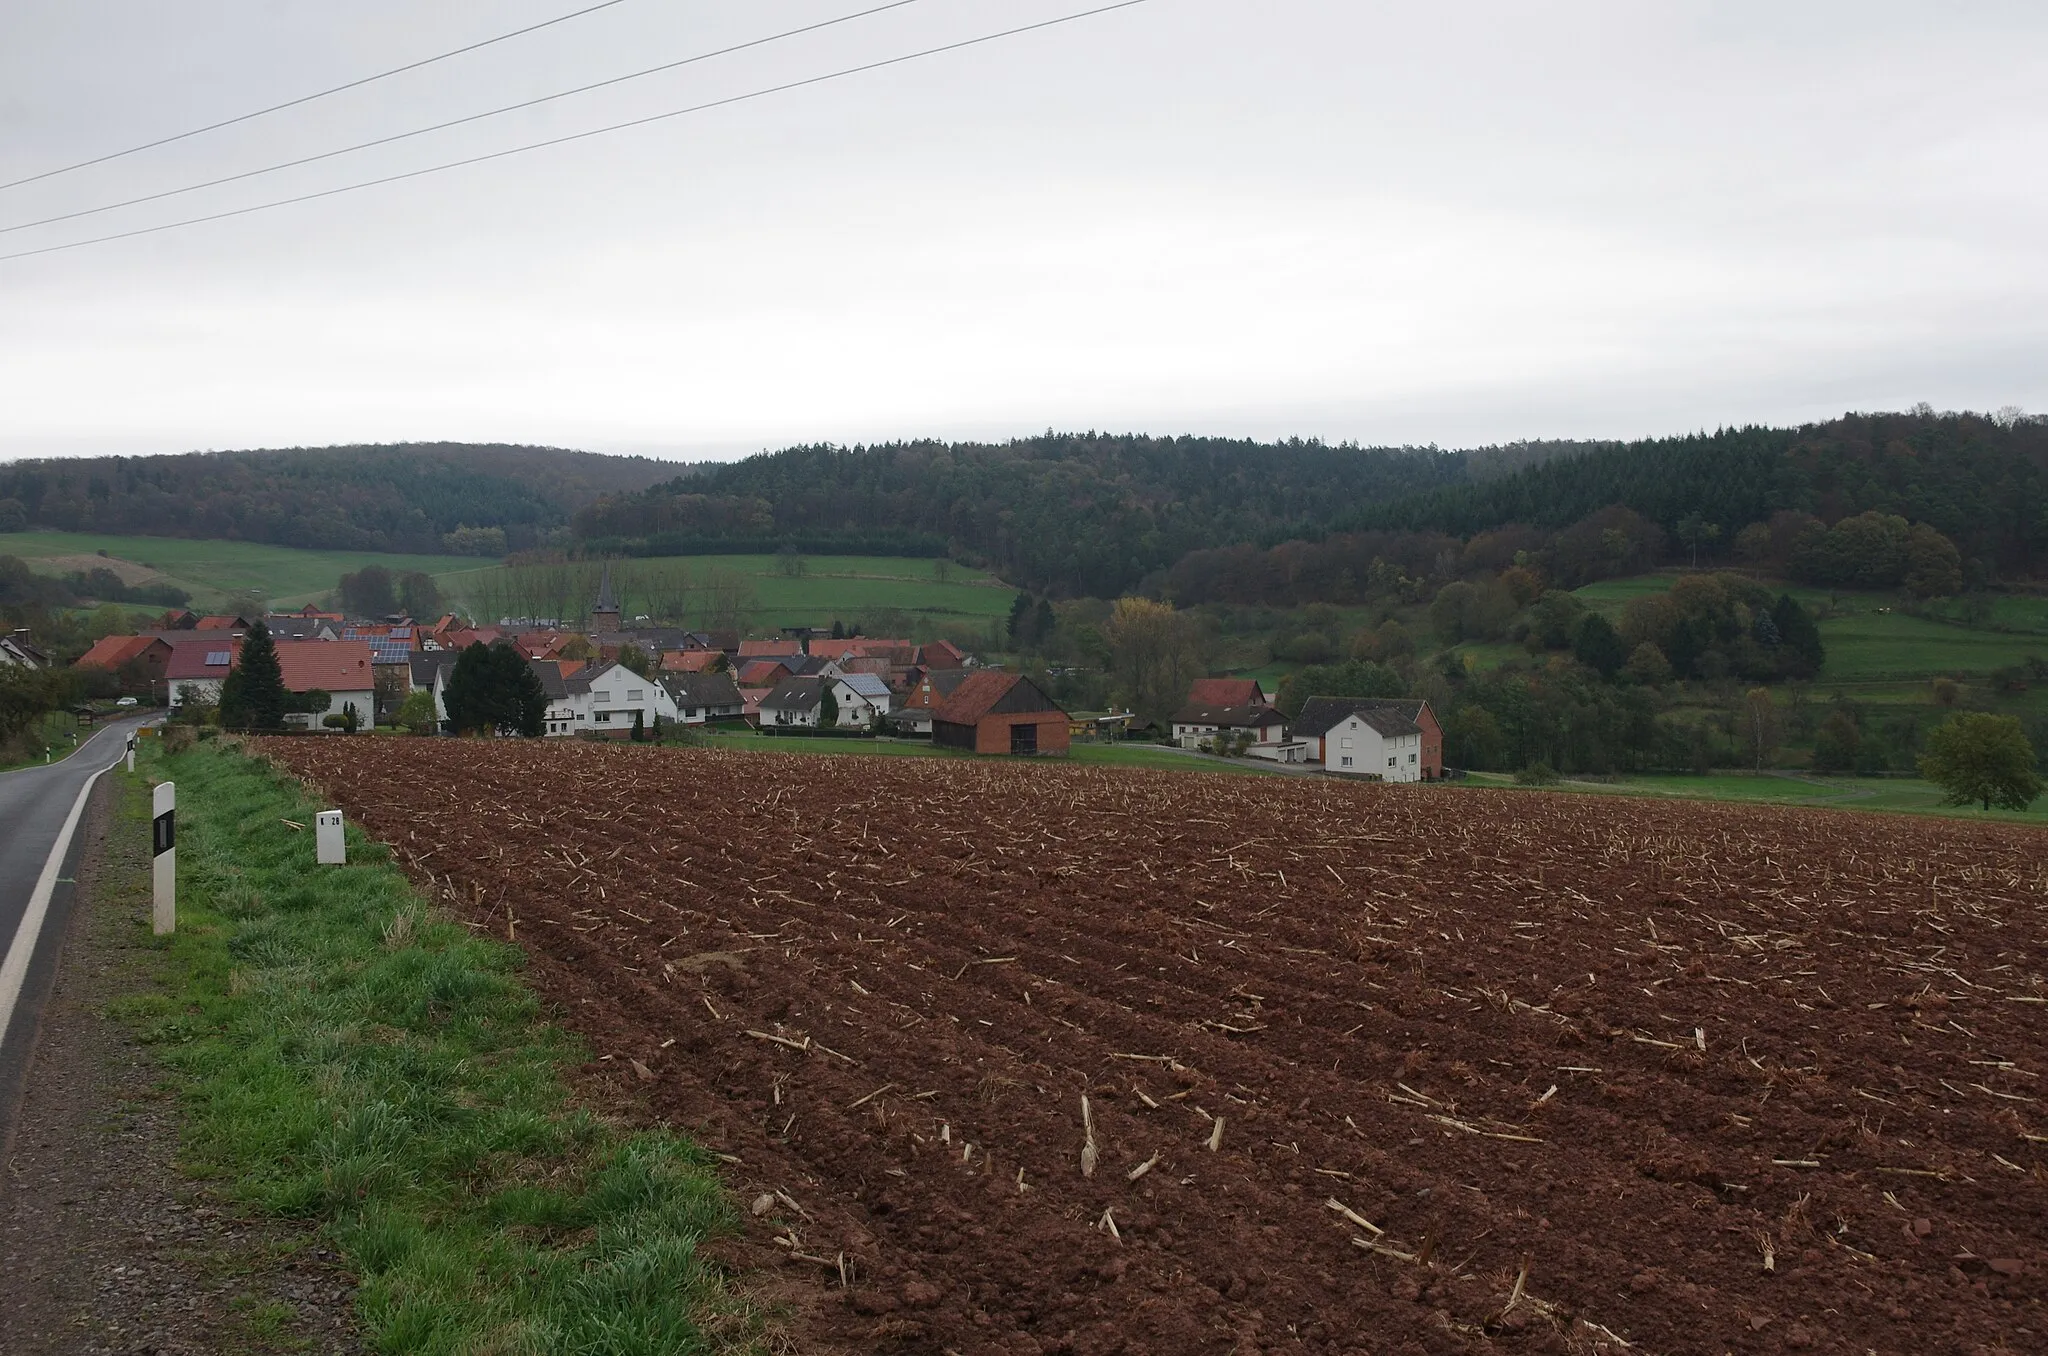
[573,434,1471,597]
[569,412,2043,600]
[0,443,672,555]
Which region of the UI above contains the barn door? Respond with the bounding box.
[1010,721,1038,755]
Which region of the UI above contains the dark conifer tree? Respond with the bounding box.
[219,620,286,730]
[1771,595,1825,679]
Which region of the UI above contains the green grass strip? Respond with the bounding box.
[116,743,758,1355]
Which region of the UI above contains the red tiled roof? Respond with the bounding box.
[920,639,968,666]
[737,658,791,686]
[661,650,723,672]
[932,671,1059,725]
[194,615,248,630]
[273,640,376,693]
[810,638,913,663]
[1188,678,1264,707]
[75,634,159,669]
[165,636,240,680]
[739,639,803,657]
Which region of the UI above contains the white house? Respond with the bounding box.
[658,672,745,724]
[546,661,678,736]
[1169,703,1287,751]
[0,629,48,668]
[836,672,893,717]
[758,674,887,729]
[271,641,377,727]
[1315,707,1424,781]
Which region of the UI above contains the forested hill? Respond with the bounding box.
[0,443,674,554]
[572,434,1606,596]
[572,417,2047,593]
[1356,411,2048,578]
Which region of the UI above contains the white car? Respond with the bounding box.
[115,696,139,707]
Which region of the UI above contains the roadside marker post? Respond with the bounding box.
[316,810,347,866]
[126,733,137,774]
[152,781,176,935]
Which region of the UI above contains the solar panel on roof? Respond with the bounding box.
[205,650,231,665]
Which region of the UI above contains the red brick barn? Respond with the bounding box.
[931,672,1070,756]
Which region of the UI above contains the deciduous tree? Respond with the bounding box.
[1918,713,2043,811]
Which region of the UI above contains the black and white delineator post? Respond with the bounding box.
[126,733,137,774]
[152,781,175,936]
[316,810,346,866]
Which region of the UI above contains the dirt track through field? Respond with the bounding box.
[255,740,2048,1356]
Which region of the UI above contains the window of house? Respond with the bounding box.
[1409,753,1417,762]
[1341,756,1353,767]
[596,711,610,722]
[595,690,611,701]
[1387,756,1397,768]
[628,689,643,701]
[1340,736,1353,749]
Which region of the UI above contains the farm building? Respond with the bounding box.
[73,634,173,692]
[1292,697,1442,781]
[931,672,1070,756]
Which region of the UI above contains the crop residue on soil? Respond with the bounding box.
[255,739,2048,1355]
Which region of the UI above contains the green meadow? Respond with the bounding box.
[6,530,493,609]
[443,553,1017,635]
[1571,572,2048,681]
[6,531,1018,635]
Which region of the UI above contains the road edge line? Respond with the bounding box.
[0,761,116,1049]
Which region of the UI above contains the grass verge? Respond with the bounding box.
[118,741,757,1354]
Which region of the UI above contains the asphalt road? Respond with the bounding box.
[0,716,149,1155]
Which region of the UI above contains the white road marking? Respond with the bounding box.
[0,722,141,1048]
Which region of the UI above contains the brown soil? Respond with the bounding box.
[256,739,2048,1356]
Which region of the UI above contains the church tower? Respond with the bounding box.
[590,563,622,633]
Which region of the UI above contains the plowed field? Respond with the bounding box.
[254,740,2048,1356]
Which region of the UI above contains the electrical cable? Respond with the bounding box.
[0,0,639,194]
[0,0,1152,265]
[1,0,927,237]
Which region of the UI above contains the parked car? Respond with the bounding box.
[115,696,139,707]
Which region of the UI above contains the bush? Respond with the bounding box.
[395,689,438,735]
[1513,761,1561,786]
[321,714,350,730]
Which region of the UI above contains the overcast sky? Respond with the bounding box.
[2,0,2043,462]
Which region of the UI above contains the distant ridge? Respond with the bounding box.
[0,442,676,554]
[568,413,2048,594]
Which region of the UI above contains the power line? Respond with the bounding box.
[1,0,928,237]
[0,0,639,195]
[0,1,1152,266]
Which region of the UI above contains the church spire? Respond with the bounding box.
[590,562,622,630]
